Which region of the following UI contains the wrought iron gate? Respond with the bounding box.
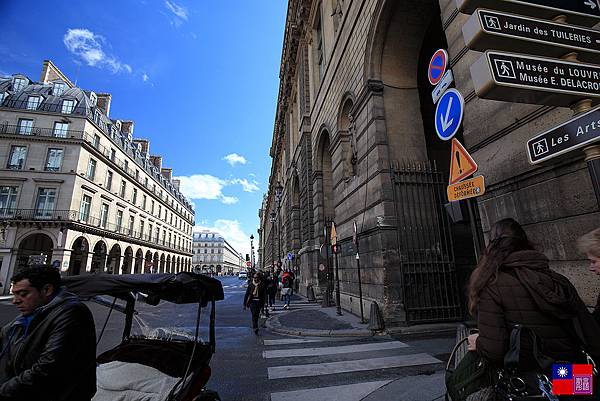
[393,161,462,324]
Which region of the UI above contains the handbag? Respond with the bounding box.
[445,337,497,401]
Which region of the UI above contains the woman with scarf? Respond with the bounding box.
[244,273,266,335]
[467,218,600,374]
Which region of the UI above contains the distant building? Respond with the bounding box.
[0,60,194,291]
[192,230,243,275]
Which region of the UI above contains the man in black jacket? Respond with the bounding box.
[0,266,96,401]
[244,273,266,335]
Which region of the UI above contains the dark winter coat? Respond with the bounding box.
[244,281,266,308]
[476,250,600,369]
[0,288,97,401]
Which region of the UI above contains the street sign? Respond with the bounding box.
[246,261,251,267]
[449,138,478,184]
[428,49,449,86]
[330,222,337,246]
[432,70,455,104]
[463,9,600,63]
[456,0,600,27]
[447,175,486,201]
[435,89,465,141]
[470,50,600,107]
[527,105,600,164]
[287,252,294,261]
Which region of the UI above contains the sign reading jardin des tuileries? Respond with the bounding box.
[470,50,600,107]
[456,0,600,27]
[463,9,600,63]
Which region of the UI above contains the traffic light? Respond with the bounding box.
[245,254,250,261]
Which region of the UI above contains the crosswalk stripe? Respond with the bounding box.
[264,338,344,346]
[269,380,392,401]
[263,341,408,359]
[267,353,442,379]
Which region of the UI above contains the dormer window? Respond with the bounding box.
[26,96,42,110]
[12,77,27,92]
[61,99,75,114]
[89,92,97,106]
[53,82,67,96]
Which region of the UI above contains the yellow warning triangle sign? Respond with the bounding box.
[449,138,478,184]
[330,222,337,246]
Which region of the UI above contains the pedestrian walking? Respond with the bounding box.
[267,273,277,310]
[577,227,600,324]
[0,266,97,400]
[281,270,293,309]
[466,219,600,387]
[243,273,266,335]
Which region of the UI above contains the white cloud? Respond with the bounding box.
[221,196,239,204]
[175,174,245,205]
[142,73,149,82]
[230,178,259,193]
[63,29,132,74]
[194,220,252,258]
[165,1,188,25]
[223,153,247,166]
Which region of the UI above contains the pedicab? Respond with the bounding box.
[62,271,224,401]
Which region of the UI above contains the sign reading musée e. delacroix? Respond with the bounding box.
[470,50,600,106]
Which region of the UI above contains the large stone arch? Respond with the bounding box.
[153,252,160,274]
[122,246,134,274]
[166,255,171,273]
[68,236,89,276]
[90,240,107,274]
[134,249,144,274]
[16,233,54,273]
[160,253,165,273]
[107,244,121,274]
[144,250,153,274]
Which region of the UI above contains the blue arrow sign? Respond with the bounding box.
[435,88,464,141]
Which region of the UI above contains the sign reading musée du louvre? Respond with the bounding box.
[470,51,600,106]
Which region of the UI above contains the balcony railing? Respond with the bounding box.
[0,123,85,140]
[0,208,191,253]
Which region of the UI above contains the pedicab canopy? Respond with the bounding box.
[62,272,224,307]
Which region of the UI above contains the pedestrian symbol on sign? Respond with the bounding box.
[532,139,549,157]
[495,59,516,79]
[484,15,501,30]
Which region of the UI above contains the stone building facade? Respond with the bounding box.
[0,60,194,292]
[192,230,243,275]
[260,0,600,327]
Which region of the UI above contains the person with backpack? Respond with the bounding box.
[463,218,600,399]
[281,270,293,309]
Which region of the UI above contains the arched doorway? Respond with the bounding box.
[107,244,121,274]
[68,237,89,276]
[134,249,143,274]
[160,254,165,273]
[166,255,171,273]
[144,250,153,274]
[122,246,133,274]
[90,241,107,274]
[16,233,54,273]
[153,252,159,274]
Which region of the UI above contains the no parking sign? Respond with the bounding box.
[428,49,448,86]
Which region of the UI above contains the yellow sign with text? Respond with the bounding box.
[447,175,486,202]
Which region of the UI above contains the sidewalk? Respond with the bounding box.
[266,294,459,338]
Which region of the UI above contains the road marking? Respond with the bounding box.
[263,341,408,359]
[264,338,347,346]
[267,353,441,379]
[270,380,392,401]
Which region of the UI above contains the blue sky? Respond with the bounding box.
[0,1,287,257]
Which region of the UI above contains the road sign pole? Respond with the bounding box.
[354,221,365,323]
[466,199,484,261]
[334,250,342,316]
[573,97,600,209]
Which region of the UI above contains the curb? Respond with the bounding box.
[265,314,374,338]
[384,323,459,338]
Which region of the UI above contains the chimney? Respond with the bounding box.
[161,168,173,181]
[40,60,74,87]
[120,120,134,136]
[133,139,150,155]
[172,179,181,191]
[150,155,162,170]
[96,93,112,117]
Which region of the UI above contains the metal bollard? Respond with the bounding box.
[367,301,385,331]
[307,285,316,302]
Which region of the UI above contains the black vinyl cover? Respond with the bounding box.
[62,272,224,306]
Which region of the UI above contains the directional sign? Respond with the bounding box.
[456,0,600,27]
[527,105,600,164]
[448,175,486,201]
[449,138,478,184]
[432,70,455,104]
[463,9,600,63]
[435,89,464,141]
[428,49,449,86]
[470,50,600,107]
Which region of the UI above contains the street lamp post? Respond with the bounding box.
[269,211,276,272]
[275,181,283,270]
[249,234,254,271]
